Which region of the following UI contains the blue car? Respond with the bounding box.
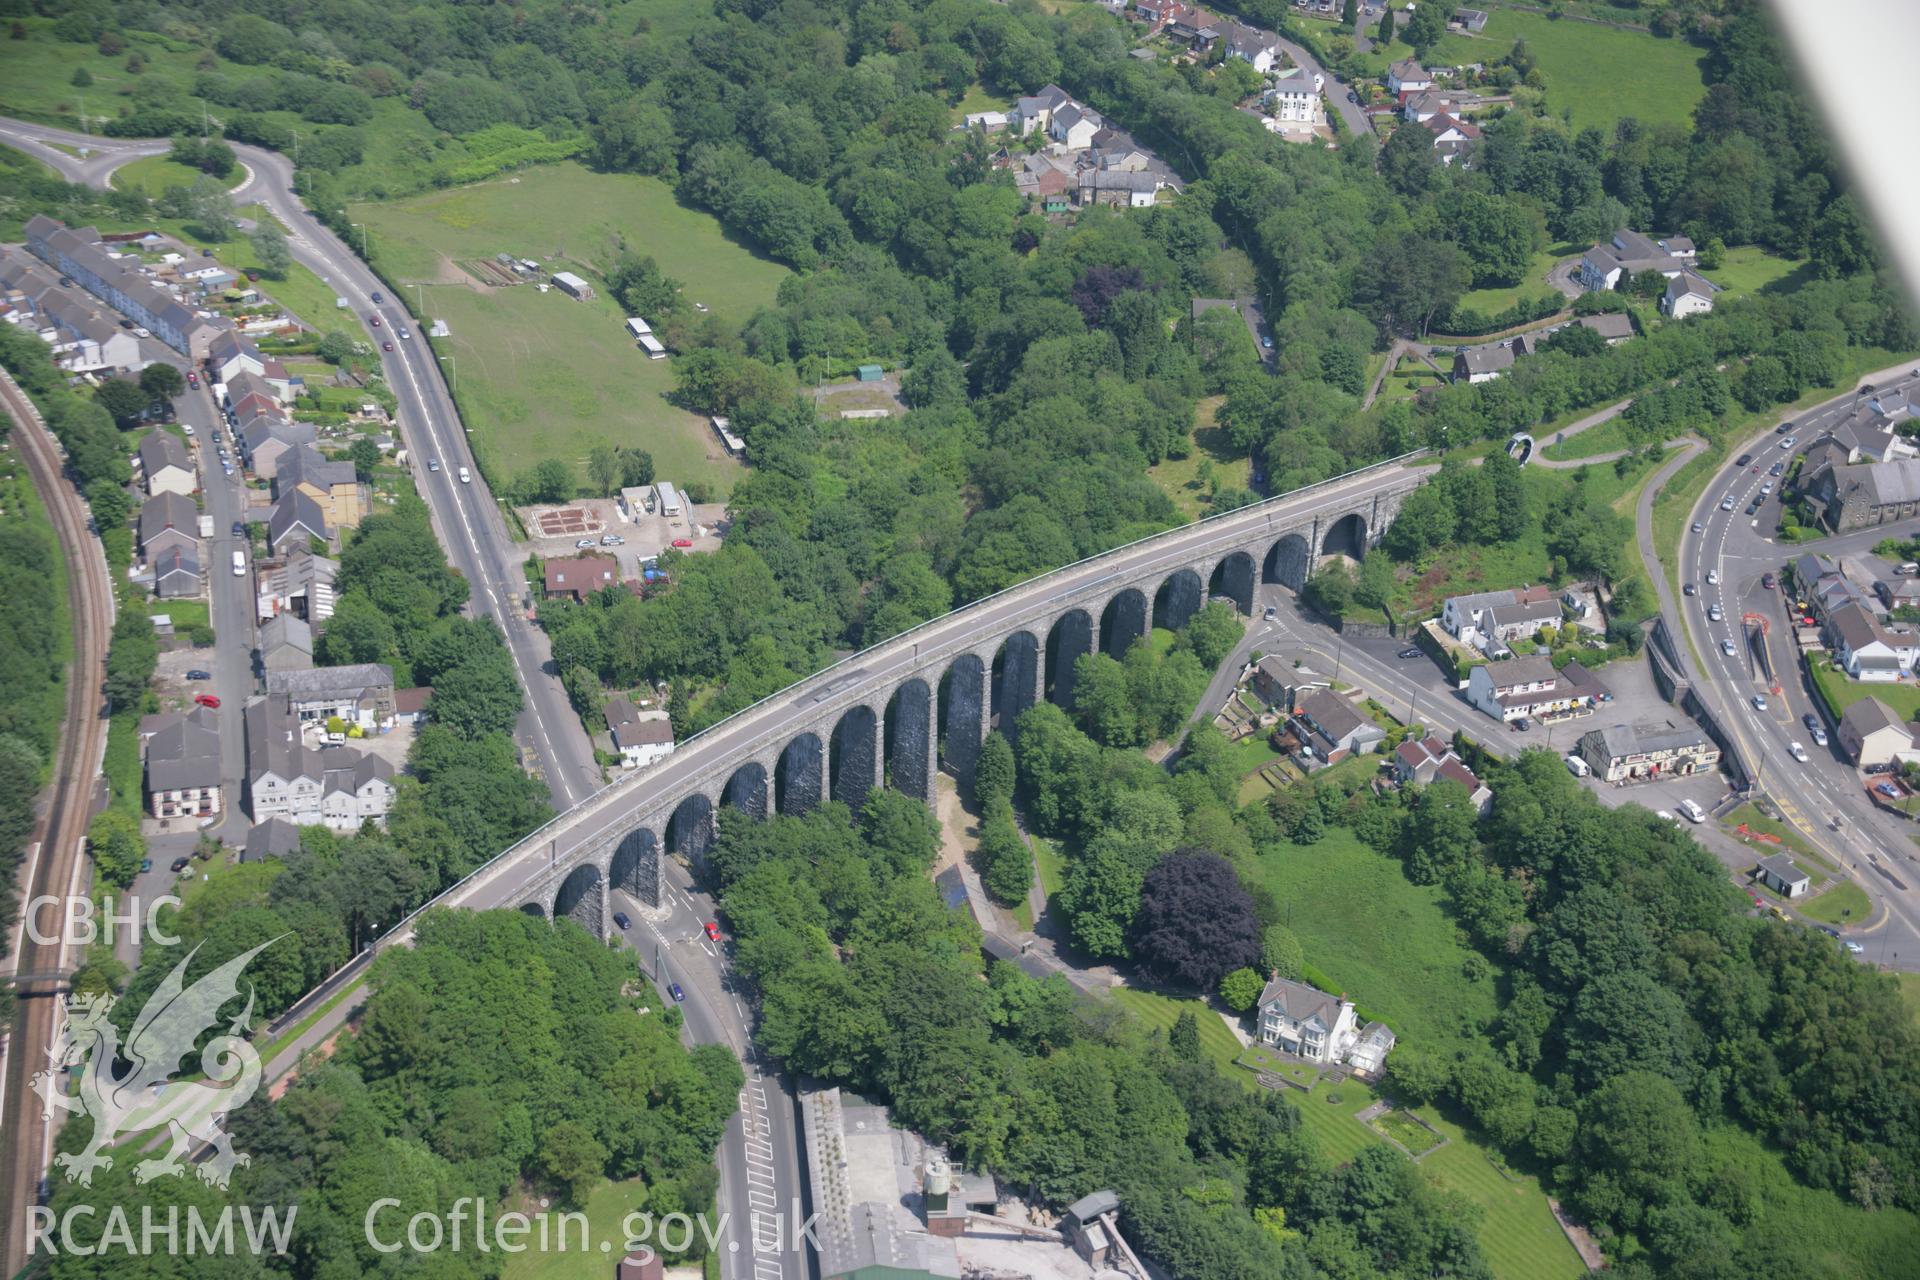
[668,982,685,1003]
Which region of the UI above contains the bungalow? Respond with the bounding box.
[1256,975,1395,1074]
[1289,688,1386,762]
[1837,697,1919,768]
[1392,734,1492,812]
[545,554,620,603]
[137,428,196,497]
[1662,271,1718,318]
[138,491,199,561]
[1575,723,1722,784]
[1439,583,1560,650]
[151,545,202,599]
[1578,312,1637,344]
[1755,853,1810,899]
[144,704,222,821]
[1577,229,1697,292]
[1827,602,1920,679]
[1466,656,1607,724]
[1387,58,1432,96]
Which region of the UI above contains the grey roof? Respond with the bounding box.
[268,489,327,548]
[1296,688,1379,746]
[242,816,303,862]
[266,662,393,701]
[151,545,201,585]
[613,715,674,750]
[1579,312,1636,340]
[1458,343,1516,376]
[1841,459,1920,509]
[226,370,276,404]
[209,330,263,366]
[1665,270,1717,301]
[1840,695,1908,738]
[246,699,393,794]
[1066,1190,1120,1224]
[1481,655,1559,688]
[139,491,198,547]
[278,443,357,493]
[138,429,193,478]
[1829,602,1890,652]
[260,611,313,657]
[1080,169,1160,193]
[1757,853,1809,886]
[1581,723,1713,760]
[1389,58,1429,82]
[1051,102,1099,134]
[1257,975,1345,1026]
[146,705,220,791]
[604,697,640,731]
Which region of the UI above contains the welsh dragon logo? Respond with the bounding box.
[30,939,278,1189]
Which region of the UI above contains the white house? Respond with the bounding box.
[1466,656,1608,724]
[137,429,196,497]
[1755,853,1811,900]
[1423,113,1481,166]
[245,700,396,829]
[1662,271,1717,318]
[1012,84,1073,136]
[1221,21,1280,73]
[1256,976,1396,1074]
[1577,229,1697,292]
[1386,58,1432,96]
[1439,584,1560,650]
[608,702,675,769]
[1268,68,1324,125]
[1049,102,1103,150]
[144,705,222,821]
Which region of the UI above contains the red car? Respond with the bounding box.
[193,693,221,709]
[704,921,722,941]
[672,537,693,548]
[383,341,394,352]
[369,314,381,327]
[186,371,198,387]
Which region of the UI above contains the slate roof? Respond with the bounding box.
[242,816,303,862]
[138,429,193,478]
[265,662,393,701]
[1582,723,1714,760]
[146,704,220,791]
[1578,312,1636,341]
[268,489,327,547]
[139,491,198,548]
[1757,852,1808,887]
[1257,975,1345,1028]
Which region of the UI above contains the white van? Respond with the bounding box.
[1564,754,1590,778]
[1678,798,1706,823]
[231,549,245,576]
[458,466,471,484]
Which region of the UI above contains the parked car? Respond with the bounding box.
[181,423,194,436]
[1512,716,1532,732]
[185,669,211,681]
[186,371,198,387]
[672,537,693,548]
[139,858,152,873]
[1760,482,1774,496]
[704,921,722,941]
[575,538,596,549]
[1876,782,1901,799]
[668,982,685,1003]
[1397,647,1423,659]
[194,693,221,708]
[170,857,191,873]
[1769,462,1784,476]
[232,520,246,536]
[601,534,624,546]
[612,911,631,931]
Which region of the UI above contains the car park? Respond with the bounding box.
[612,911,630,931]
[1790,742,1809,762]
[1751,694,1769,712]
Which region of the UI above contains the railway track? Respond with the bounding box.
[0,367,115,1274]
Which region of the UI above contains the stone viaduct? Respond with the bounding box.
[438,456,1432,938]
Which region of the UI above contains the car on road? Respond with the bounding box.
[1708,604,1724,621]
[1760,482,1773,496]
[668,982,685,1003]
[186,371,198,387]
[601,533,624,546]
[1777,421,1794,433]
[575,537,596,549]
[1683,583,1697,596]
[371,291,383,303]
[672,537,693,548]
[186,669,211,681]
[458,467,471,483]
[139,858,152,873]
[612,911,631,931]
[398,329,410,340]
[1769,462,1784,476]
[1762,572,1776,589]
[1348,90,1358,102]
[1745,500,1761,516]
[232,520,245,536]
[170,857,191,873]
[1706,569,1719,585]
[1720,495,1736,511]
[369,314,381,327]
[1398,647,1423,659]
[1692,521,1705,533]
[1751,694,1769,712]
[428,458,440,472]
[1722,639,1737,657]
[1779,436,1795,449]
[194,693,221,708]
[1847,941,1865,954]
[222,463,233,476]
[704,921,722,941]
[382,340,393,352]
[1735,453,1752,466]
[1789,742,1809,762]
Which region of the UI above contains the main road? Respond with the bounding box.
[0,369,116,1274]
[0,116,600,813]
[1676,362,1920,963]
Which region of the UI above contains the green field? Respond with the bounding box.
[1252,828,1497,1060]
[1705,245,1812,299]
[109,154,212,199]
[501,1177,654,1280]
[1798,880,1870,926]
[1452,245,1582,318]
[350,163,790,494]
[1809,655,1920,723]
[1424,11,1711,133]
[1148,402,1253,520]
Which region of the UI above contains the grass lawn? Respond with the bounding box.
[1030,833,1066,899]
[350,163,789,495]
[109,155,214,199]
[501,1176,654,1280]
[951,83,1011,123]
[103,707,142,818]
[1451,244,1582,317]
[1148,403,1252,520]
[1798,879,1870,926]
[1722,801,1836,882]
[1373,1108,1445,1158]
[151,597,210,634]
[1252,828,1497,1059]
[1108,987,1243,1076]
[1540,415,1642,462]
[1705,246,1811,299]
[1424,11,1710,133]
[1808,654,1920,722]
